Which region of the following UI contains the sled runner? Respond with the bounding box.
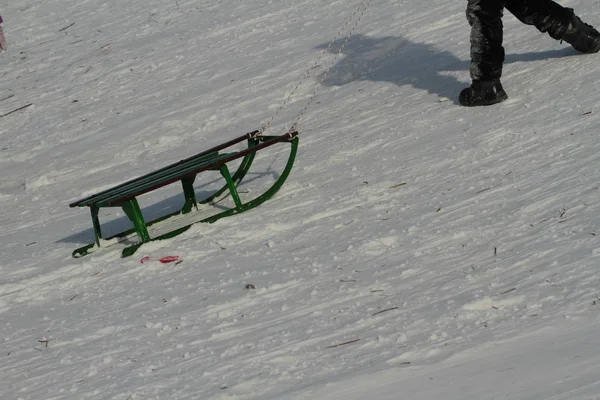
[69,131,298,258]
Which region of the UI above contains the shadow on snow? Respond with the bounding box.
[316,34,574,104]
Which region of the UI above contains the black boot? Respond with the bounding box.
[459,79,508,107]
[562,9,600,53]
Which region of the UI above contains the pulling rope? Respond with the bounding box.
[258,0,372,138]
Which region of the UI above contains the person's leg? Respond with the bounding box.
[506,0,600,53]
[505,0,570,38]
[460,0,509,106]
[467,0,506,81]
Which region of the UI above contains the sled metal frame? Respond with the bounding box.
[69,130,299,258]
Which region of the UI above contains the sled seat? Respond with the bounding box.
[69,130,298,258]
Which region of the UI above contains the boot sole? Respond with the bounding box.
[460,93,508,107]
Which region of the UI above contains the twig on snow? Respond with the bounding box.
[500,288,516,295]
[0,94,14,102]
[0,103,33,118]
[59,22,75,32]
[372,307,399,316]
[326,339,360,349]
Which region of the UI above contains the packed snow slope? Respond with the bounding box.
[1,0,599,399]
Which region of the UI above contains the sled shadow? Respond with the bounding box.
[316,34,574,104]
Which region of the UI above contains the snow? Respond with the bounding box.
[292,316,600,400]
[1,0,599,399]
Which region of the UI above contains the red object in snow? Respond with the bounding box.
[140,255,181,264]
[158,256,180,264]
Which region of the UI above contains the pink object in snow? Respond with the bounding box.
[0,25,6,53]
[140,255,181,264]
[159,256,180,264]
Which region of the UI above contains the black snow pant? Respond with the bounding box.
[467,0,573,81]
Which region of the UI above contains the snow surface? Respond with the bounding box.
[1,0,600,399]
